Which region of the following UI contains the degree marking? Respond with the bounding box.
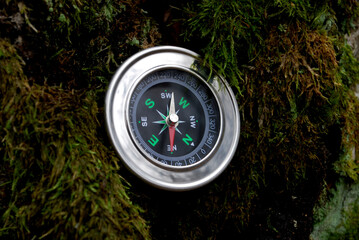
[204,143,212,149]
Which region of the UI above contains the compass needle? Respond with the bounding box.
[169,126,176,152]
[167,93,178,153]
[169,92,175,115]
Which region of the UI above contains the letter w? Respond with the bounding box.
[179,97,190,109]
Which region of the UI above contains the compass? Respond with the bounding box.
[105,46,240,191]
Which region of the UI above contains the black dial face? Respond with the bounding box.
[128,68,221,167]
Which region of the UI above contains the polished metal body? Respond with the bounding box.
[105,46,240,191]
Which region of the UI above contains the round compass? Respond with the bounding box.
[105,46,240,191]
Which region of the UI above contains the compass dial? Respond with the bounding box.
[128,69,221,167]
[105,46,240,191]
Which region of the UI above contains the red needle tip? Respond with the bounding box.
[168,93,177,153]
[169,125,176,152]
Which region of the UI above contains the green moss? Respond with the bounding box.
[0,0,161,89]
[0,0,164,238]
[1,0,359,238]
[311,179,359,240]
[0,39,150,239]
[180,0,359,237]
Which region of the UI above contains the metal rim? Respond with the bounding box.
[105,46,240,191]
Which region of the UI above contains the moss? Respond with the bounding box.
[0,39,149,239]
[1,0,163,238]
[1,0,359,238]
[0,0,161,89]
[311,179,359,240]
[333,43,359,182]
[179,0,359,238]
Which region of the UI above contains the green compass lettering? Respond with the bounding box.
[148,134,159,147]
[145,98,155,108]
[182,134,193,146]
[179,97,190,109]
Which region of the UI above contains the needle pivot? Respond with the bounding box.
[168,113,179,126]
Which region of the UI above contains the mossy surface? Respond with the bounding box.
[311,179,359,240]
[0,0,159,238]
[1,0,359,239]
[170,0,359,238]
[0,39,149,239]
